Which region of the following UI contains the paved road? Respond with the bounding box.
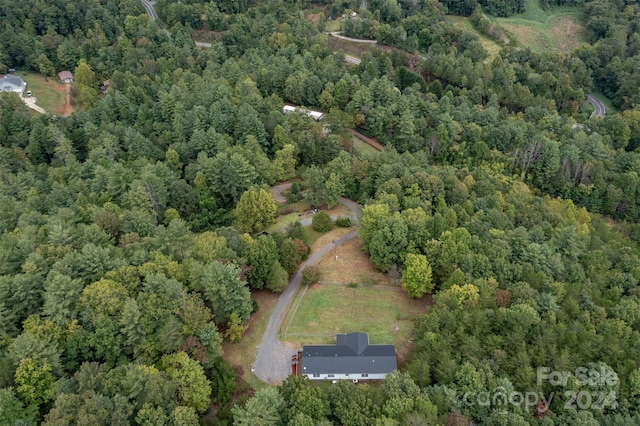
[587,94,606,118]
[140,0,157,19]
[326,31,377,44]
[140,0,171,37]
[344,54,361,65]
[254,186,362,384]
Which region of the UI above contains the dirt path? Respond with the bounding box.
[63,84,73,116]
[253,190,362,384]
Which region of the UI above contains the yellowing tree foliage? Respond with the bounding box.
[401,253,433,298]
[235,187,277,233]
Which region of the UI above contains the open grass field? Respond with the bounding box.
[317,238,389,286]
[282,237,430,362]
[282,284,426,362]
[222,289,279,387]
[495,0,587,54]
[20,72,69,114]
[266,212,301,233]
[446,15,503,57]
[327,35,379,58]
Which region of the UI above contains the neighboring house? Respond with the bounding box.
[0,75,26,94]
[282,105,324,121]
[299,332,397,380]
[58,71,74,84]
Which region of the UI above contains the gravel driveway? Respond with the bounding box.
[253,186,362,384]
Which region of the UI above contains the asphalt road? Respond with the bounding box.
[587,94,606,118]
[254,184,362,384]
[140,0,157,19]
[327,31,377,44]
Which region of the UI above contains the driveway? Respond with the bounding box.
[270,182,362,225]
[253,188,362,384]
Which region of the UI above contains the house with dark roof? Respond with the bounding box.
[58,71,73,84]
[299,332,397,381]
[0,75,26,94]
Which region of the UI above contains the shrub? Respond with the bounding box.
[287,220,309,245]
[266,261,289,292]
[335,216,352,227]
[312,211,333,232]
[302,266,320,285]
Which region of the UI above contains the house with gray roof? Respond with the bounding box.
[0,75,26,94]
[299,332,397,381]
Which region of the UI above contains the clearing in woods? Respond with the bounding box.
[495,0,587,54]
[281,238,430,363]
[20,73,73,115]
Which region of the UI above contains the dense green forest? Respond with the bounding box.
[2,0,640,424]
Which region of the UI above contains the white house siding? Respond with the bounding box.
[304,373,389,381]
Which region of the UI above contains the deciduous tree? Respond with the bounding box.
[401,253,433,298]
[235,187,277,233]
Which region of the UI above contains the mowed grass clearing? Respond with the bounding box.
[20,72,68,114]
[282,237,430,362]
[496,0,587,54]
[282,284,426,361]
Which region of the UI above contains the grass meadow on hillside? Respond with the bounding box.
[20,72,67,114]
[496,0,587,54]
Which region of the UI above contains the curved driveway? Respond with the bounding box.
[254,184,362,384]
[587,94,606,118]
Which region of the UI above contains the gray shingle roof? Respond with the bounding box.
[0,75,26,90]
[302,332,397,375]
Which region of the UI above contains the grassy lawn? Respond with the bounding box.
[324,18,342,32]
[327,35,379,58]
[19,72,67,114]
[446,15,503,57]
[266,212,301,233]
[495,0,586,54]
[316,238,389,286]
[281,237,430,363]
[281,284,426,362]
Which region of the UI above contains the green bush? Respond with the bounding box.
[312,211,333,232]
[302,266,320,285]
[335,216,352,227]
[266,261,289,292]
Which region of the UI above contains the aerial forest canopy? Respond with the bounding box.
[1,0,640,424]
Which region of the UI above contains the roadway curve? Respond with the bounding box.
[254,184,362,384]
[140,0,157,19]
[587,94,606,118]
